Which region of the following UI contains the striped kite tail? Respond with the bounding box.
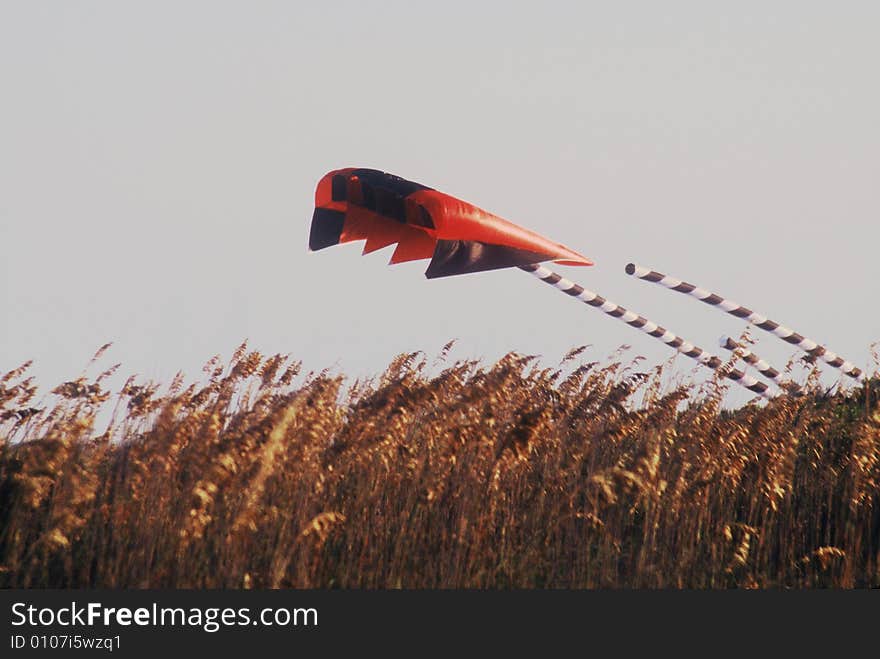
[519,264,774,398]
[625,263,863,381]
[718,336,802,395]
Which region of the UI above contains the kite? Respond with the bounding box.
[308,168,592,278]
[308,168,776,398]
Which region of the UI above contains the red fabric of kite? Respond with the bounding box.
[308,168,592,278]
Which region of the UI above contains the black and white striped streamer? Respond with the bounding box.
[718,336,801,395]
[625,263,863,381]
[519,264,774,398]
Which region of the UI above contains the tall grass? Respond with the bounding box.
[1,342,878,588]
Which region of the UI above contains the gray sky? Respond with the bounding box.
[2,1,878,406]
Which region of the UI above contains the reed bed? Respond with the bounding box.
[1,341,878,588]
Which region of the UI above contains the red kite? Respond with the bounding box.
[308,168,592,278]
[306,168,779,398]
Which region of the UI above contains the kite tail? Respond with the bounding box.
[718,336,802,395]
[625,263,863,381]
[519,264,774,399]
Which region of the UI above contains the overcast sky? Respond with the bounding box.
[2,2,878,407]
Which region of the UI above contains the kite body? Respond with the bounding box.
[309,168,592,278]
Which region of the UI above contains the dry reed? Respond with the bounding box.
[1,342,878,588]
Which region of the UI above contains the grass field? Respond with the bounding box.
[1,342,878,588]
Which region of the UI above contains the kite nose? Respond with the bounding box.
[553,246,594,267]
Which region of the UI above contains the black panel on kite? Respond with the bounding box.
[308,208,346,251]
[425,240,554,279]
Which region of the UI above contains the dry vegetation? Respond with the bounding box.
[1,341,879,588]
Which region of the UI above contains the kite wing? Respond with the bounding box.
[308,168,593,278]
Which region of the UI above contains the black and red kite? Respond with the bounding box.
[305,168,793,397]
[308,168,592,278]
